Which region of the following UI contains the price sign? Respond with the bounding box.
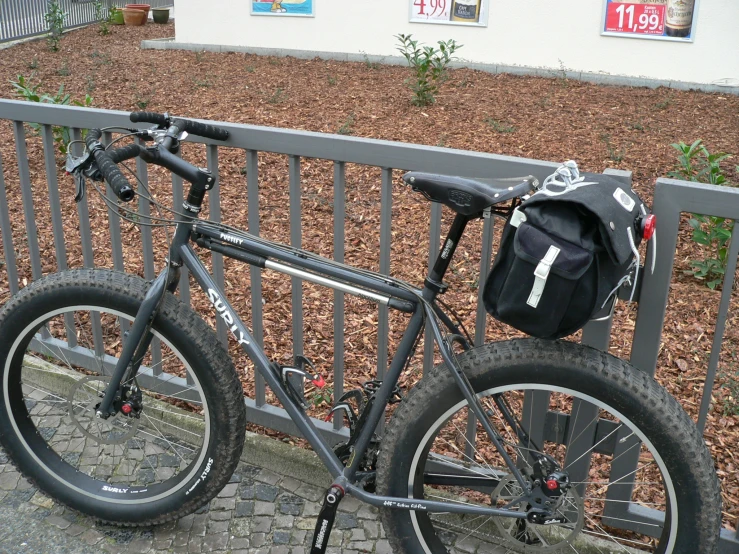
[410,0,451,22]
[605,2,665,35]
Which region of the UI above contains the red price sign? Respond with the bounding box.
[411,0,450,21]
[605,2,665,35]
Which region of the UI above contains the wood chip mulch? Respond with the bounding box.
[0,23,738,530]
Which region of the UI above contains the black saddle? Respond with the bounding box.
[403,172,538,217]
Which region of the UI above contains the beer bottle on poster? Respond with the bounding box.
[451,0,481,22]
[665,0,695,37]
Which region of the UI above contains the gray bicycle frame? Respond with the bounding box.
[94,142,534,519]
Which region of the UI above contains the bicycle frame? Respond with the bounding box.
[93,149,538,519]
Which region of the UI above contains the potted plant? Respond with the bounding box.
[109,7,125,25]
[124,4,151,18]
[122,7,147,25]
[152,7,170,24]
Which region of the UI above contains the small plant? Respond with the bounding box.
[193,78,212,88]
[267,87,286,104]
[268,58,281,66]
[655,94,673,110]
[628,120,645,132]
[85,74,96,95]
[484,117,516,134]
[310,385,334,408]
[669,140,735,289]
[27,56,39,70]
[89,50,111,67]
[337,113,355,135]
[360,51,380,70]
[56,60,70,77]
[93,0,110,35]
[132,84,154,110]
[195,51,206,64]
[436,133,448,148]
[327,75,337,86]
[245,65,255,73]
[44,0,66,52]
[550,59,570,88]
[10,74,92,157]
[719,371,739,416]
[395,33,461,107]
[600,133,627,163]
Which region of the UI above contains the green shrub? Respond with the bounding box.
[44,0,65,52]
[669,140,736,289]
[395,33,461,107]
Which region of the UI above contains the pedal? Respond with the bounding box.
[311,485,344,554]
[279,356,326,410]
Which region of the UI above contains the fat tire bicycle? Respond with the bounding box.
[0,112,721,553]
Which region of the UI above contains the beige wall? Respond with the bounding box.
[175,0,738,86]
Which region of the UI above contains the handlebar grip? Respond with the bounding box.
[173,118,229,141]
[108,143,142,164]
[85,130,135,202]
[130,111,169,125]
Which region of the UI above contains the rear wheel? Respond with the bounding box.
[377,339,721,553]
[0,269,246,525]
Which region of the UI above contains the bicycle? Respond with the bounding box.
[0,112,721,553]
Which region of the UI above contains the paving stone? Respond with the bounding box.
[255,500,276,516]
[229,537,250,549]
[335,512,358,529]
[65,523,87,537]
[127,538,153,552]
[252,515,274,533]
[46,514,72,530]
[206,519,229,533]
[217,482,239,498]
[251,532,267,547]
[80,528,105,545]
[347,541,374,552]
[338,495,362,513]
[172,531,190,547]
[230,517,251,538]
[269,546,290,554]
[235,500,254,517]
[279,476,302,492]
[202,531,229,551]
[209,509,232,521]
[274,513,294,528]
[349,527,366,541]
[0,472,20,490]
[374,540,393,554]
[290,529,307,545]
[154,538,173,549]
[256,483,281,501]
[294,483,323,502]
[211,496,236,511]
[362,520,380,539]
[255,469,281,485]
[273,530,291,544]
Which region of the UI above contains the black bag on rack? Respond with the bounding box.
[483,169,651,340]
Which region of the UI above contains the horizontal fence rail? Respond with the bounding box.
[0,99,737,549]
[0,0,174,44]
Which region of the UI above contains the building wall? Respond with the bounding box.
[174,0,738,86]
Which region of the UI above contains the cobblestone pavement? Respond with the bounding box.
[0,445,397,554]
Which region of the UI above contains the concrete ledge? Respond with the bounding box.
[140,38,739,96]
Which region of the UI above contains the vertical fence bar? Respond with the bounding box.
[697,220,739,433]
[102,132,125,272]
[377,168,392,382]
[71,129,105,361]
[42,125,76,342]
[207,145,227,345]
[246,150,266,407]
[0,155,19,296]
[332,161,346,430]
[13,121,43,282]
[288,155,304,397]
[422,202,442,373]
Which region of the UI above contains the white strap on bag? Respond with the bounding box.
[527,246,561,308]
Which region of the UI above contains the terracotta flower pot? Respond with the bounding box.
[152,7,170,24]
[124,4,151,18]
[122,7,147,26]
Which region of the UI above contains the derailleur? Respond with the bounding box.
[327,380,404,492]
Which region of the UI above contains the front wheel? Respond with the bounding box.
[377,339,721,553]
[0,269,246,525]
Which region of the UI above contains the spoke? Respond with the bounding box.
[565,423,623,470]
[592,461,655,496]
[580,512,633,553]
[483,397,533,470]
[449,417,498,476]
[429,439,498,480]
[142,413,188,464]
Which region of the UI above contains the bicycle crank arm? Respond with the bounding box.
[311,485,344,554]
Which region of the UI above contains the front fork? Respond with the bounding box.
[95,262,180,418]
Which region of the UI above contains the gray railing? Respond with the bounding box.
[0,0,174,44]
[0,99,737,549]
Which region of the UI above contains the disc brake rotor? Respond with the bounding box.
[66,375,139,445]
[492,476,585,552]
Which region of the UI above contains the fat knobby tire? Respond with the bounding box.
[0,269,247,525]
[376,339,722,554]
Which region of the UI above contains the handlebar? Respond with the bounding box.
[84,129,135,202]
[129,112,230,142]
[79,112,228,202]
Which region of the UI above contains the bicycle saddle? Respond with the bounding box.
[403,172,538,217]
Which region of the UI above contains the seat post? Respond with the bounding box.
[425,212,471,294]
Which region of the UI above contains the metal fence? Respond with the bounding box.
[0,0,174,44]
[0,99,737,550]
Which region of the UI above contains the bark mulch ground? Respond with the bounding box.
[0,23,738,531]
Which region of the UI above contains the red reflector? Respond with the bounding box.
[642,214,656,240]
[546,479,558,491]
[312,375,326,389]
[121,403,132,414]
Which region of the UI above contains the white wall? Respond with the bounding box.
[175,0,739,86]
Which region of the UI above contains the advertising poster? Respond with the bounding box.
[410,0,488,27]
[252,0,314,17]
[602,0,697,41]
